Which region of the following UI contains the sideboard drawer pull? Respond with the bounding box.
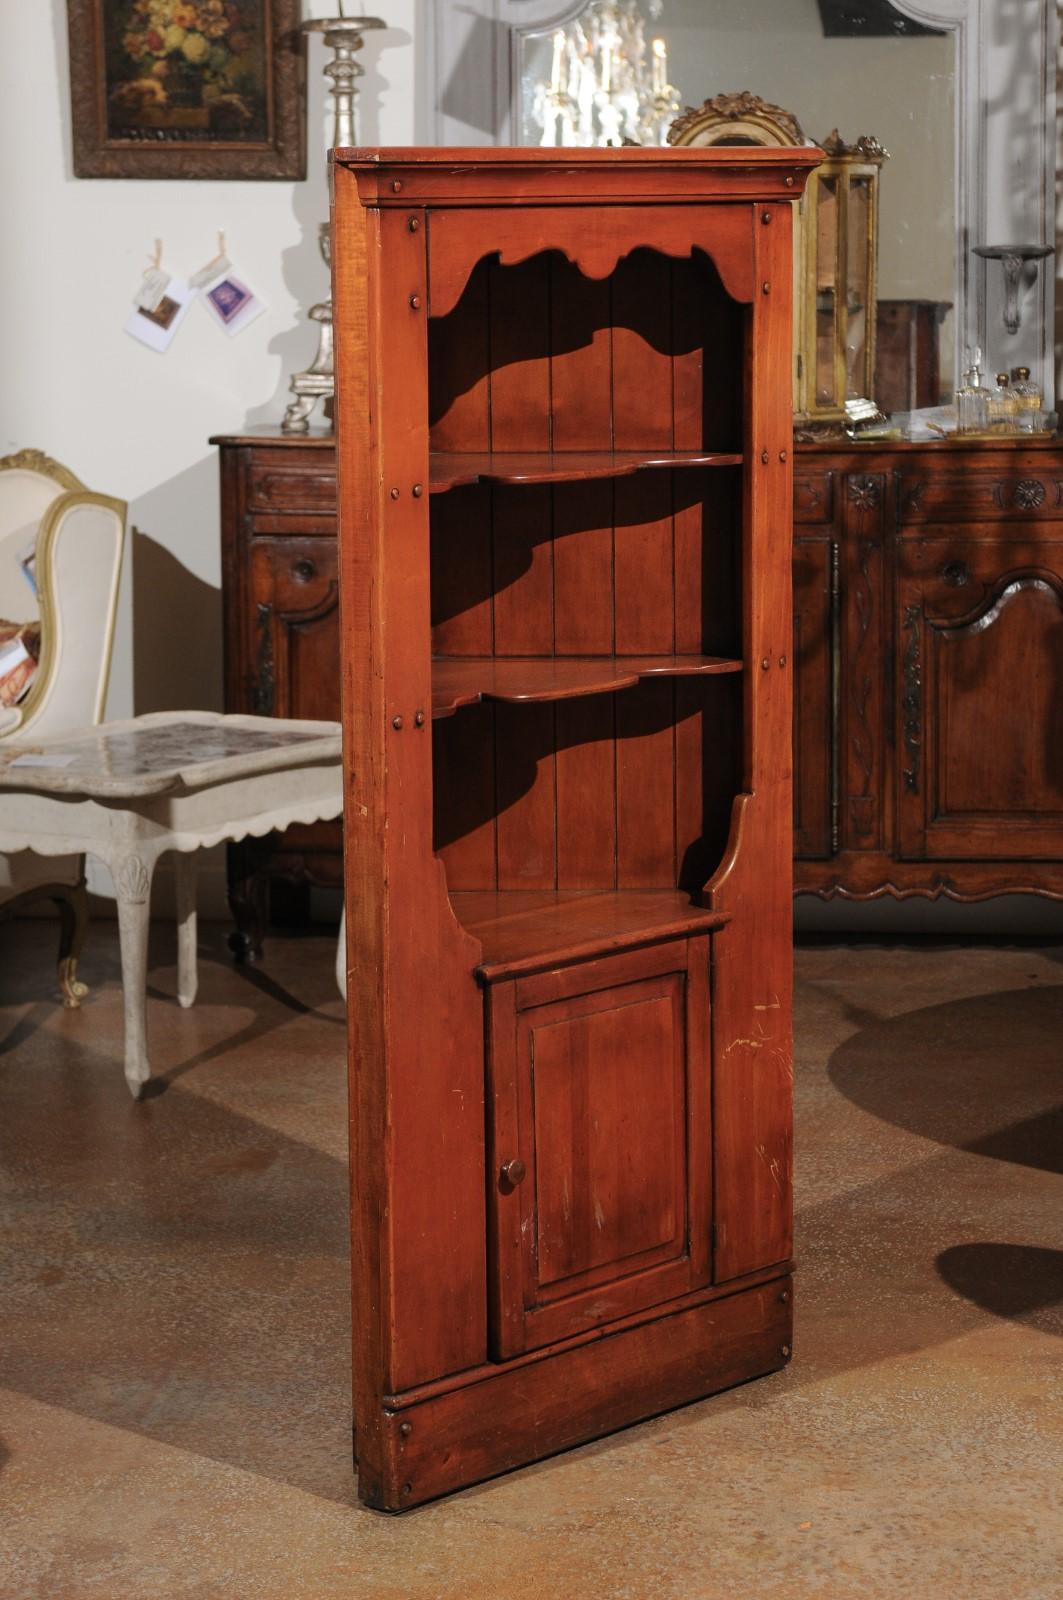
[292,558,316,583]
[941,560,970,588]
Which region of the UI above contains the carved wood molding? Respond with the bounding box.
[668,91,807,149]
[849,540,876,806]
[0,449,85,492]
[990,476,1048,511]
[819,129,889,162]
[798,875,1063,903]
[900,603,923,794]
[253,601,275,717]
[847,474,883,510]
[427,214,755,320]
[116,855,151,905]
[278,581,340,629]
[934,572,1063,639]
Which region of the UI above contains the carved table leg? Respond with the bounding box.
[174,852,198,1009]
[227,838,269,964]
[112,851,156,1098]
[55,869,90,1008]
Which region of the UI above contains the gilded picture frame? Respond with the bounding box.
[67,0,306,180]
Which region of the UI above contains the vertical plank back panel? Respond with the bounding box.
[492,484,554,655]
[616,679,677,886]
[489,257,551,450]
[611,250,675,450]
[433,704,497,889]
[428,257,491,450]
[553,482,615,655]
[495,702,557,889]
[555,695,618,888]
[672,259,706,451]
[431,484,493,655]
[549,258,613,450]
[614,474,675,655]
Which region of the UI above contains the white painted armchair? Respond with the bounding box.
[0,450,125,1003]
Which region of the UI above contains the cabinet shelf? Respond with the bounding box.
[429,449,742,494]
[432,654,743,719]
[450,888,731,983]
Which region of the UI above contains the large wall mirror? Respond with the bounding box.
[521,0,957,407]
[423,0,1058,404]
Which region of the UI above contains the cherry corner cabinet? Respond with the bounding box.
[329,146,817,1510]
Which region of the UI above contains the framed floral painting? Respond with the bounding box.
[67,0,305,179]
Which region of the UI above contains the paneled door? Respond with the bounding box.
[485,938,713,1360]
[896,533,1063,860]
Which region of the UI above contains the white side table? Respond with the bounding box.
[0,712,343,1097]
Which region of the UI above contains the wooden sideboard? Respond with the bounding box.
[214,428,1063,938]
[793,436,1063,902]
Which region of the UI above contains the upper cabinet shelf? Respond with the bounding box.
[429,449,742,495]
[432,653,743,719]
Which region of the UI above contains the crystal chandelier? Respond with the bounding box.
[531,0,680,148]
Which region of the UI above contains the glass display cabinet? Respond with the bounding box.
[801,130,887,425]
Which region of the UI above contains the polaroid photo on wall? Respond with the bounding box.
[191,252,266,338]
[124,276,194,353]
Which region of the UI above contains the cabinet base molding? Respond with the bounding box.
[360,1272,793,1511]
[796,852,1063,902]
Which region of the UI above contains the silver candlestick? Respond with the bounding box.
[282,14,385,434]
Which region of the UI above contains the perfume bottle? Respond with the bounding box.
[956,351,988,434]
[1010,366,1042,431]
[987,372,1020,433]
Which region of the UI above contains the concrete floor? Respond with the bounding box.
[1,921,1061,1599]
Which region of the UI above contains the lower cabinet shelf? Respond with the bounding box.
[450,887,730,981]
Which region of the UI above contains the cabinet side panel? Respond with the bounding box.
[707,203,794,1282]
[334,183,488,1450]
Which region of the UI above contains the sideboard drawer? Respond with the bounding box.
[246,449,338,514]
[898,468,1063,524]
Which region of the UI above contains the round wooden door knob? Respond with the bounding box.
[499,1158,527,1188]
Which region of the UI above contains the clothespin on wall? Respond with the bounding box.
[135,238,170,311]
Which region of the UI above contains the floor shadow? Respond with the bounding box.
[826,982,1063,1174]
[936,1243,1063,1337]
[0,924,358,1508]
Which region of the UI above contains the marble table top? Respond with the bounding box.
[0,712,342,798]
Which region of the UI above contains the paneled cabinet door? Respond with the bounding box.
[896,536,1063,860]
[793,537,836,858]
[246,538,341,721]
[485,938,713,1361]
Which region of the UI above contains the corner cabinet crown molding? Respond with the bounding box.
[329,146,814,1509]
[422,0,1058,404]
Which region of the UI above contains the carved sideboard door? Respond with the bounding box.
[894,461,1063,863]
